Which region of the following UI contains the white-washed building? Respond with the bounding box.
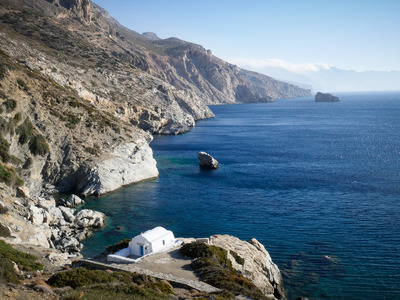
[129,226,176,256]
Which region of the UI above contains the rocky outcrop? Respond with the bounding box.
[209,235,285,300]
[75,139,159,196]
[61,194,85,207]
[315,92,341,102]
[47,0,91,22]
[198,152,219,169]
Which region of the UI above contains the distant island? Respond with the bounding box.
[315,92,341,102]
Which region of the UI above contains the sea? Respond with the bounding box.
[81,92,400,300]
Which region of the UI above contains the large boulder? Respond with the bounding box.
[315,92,341,102]
[29,205,44,225]
[62,194,85,207]
[198,151,219,169]
[74,209,106,229]
[209,234,285,300]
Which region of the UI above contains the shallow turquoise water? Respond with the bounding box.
[81,92,400,299]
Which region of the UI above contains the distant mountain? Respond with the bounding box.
[235,62,400,92]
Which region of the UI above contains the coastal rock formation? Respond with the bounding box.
[62,194,85,207]
[315,92,341,102]
[75,140,159,196]
[198,151,219,169]
[209,235,285,300]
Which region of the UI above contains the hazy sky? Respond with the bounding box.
[93,0,400,72]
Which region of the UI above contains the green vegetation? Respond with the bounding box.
[230,250,245,265]
[0,90,7,99]
[0,203,9,214]
[84,145,101,156]
[105,238,131,254]
[0,223,11,237]
[180,242,267,300]
[16,78,28,91]
[17,118,49,156]
[0,239,43,284]
[0,163,23,187]
[0,164,13,185]
[17,117,33,144]
[0,257,21,284]
[13,112,22,123]
[23,156,33,169]
[3,99,17,112]
[0,135,10,162]
[29,134,49,156]
[0,65,7,80]
[0,239,43,272]
[47,267,172,300]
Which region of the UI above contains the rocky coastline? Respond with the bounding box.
[0,0,312,298]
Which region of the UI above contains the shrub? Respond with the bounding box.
[17,117,34,145]
[179,242,267,299]
[61,284,170,300]
[47,267,122,289]
[0,240,43,271]
[0,164,12,185]
[0,136,10,163]
[105,238,130,254]
[29,134,49,156]
[0,90,6,99]
[0,223,11,237]
[180,241,231,268]
[16,78,28,91]
[23,157,33,169]
[13,112,22,123]
[3,99,17,112]
[0,65,7,80]
[0,203,9,214]
[0,257,21,284]
[230,250,245,265]
[84,146,100,156]
[48,268,173,300]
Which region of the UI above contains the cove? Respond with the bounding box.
[81,92,400,299]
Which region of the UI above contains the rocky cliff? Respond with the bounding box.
[210,235,285,300]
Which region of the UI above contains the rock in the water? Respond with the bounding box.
[209,234,285,300]
[198,152,219,169]
[63,194,85,207]
[74,209,106,229]
[315,92,341,102]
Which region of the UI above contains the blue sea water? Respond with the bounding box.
[81,92,400,299]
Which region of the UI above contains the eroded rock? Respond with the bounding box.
[209,234,286,300]
[198,152,219,169]
[74,209,106,229]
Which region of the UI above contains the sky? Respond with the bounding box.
[92,0,400,73]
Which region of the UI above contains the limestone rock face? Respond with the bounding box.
[49,0,91,22]
[198,152,219,169]
[315,92,341,102]
[75,139,159,196]
[209,235,285,300]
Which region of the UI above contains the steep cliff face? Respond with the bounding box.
[47,0,91,22]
